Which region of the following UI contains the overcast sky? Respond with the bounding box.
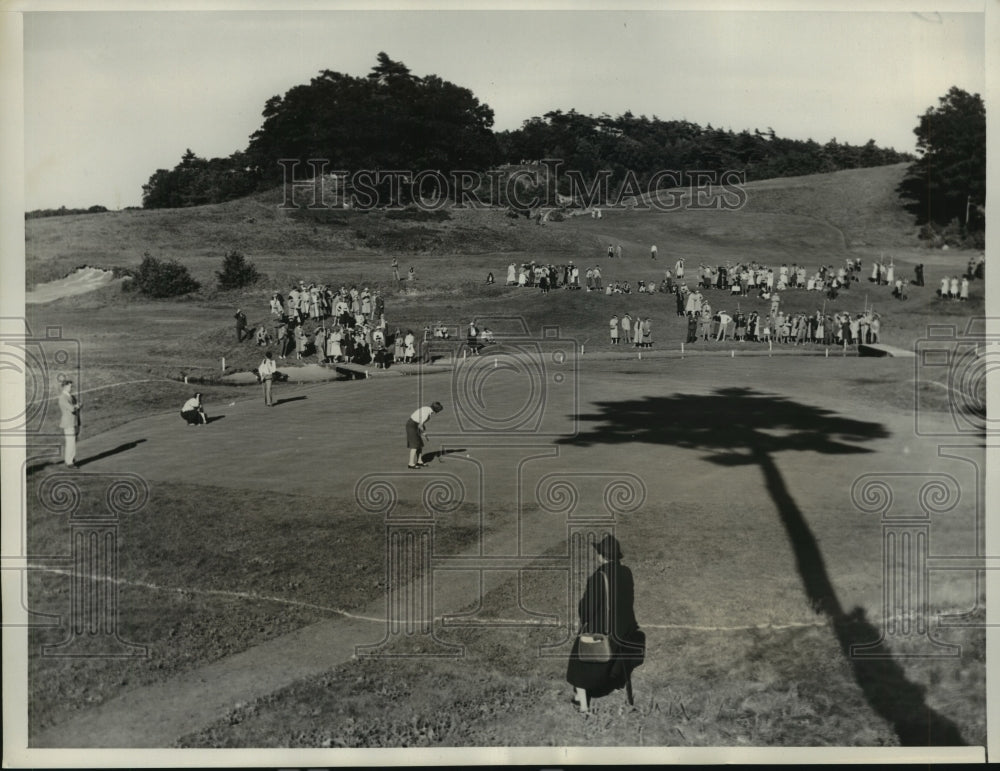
[22,5,986,210]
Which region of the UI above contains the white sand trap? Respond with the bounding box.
[26,266,121,304]
[221,363,339,384]
[858,343,916,358]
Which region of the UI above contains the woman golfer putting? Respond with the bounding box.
[407,401,443,469]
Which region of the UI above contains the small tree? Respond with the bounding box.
[132,252,200,297]
[216,250,261,290]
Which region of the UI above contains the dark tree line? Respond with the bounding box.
[141,149,258,209]
[496,110,911,199]
[141,53,915,209]
[26,205,108,219]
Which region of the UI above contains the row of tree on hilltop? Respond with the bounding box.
[496,111,910,187]
[140,53,984,236]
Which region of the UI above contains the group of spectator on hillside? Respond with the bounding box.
[224,248,982,371]
[233,280,421,368]
[672,276,883,347]
[931,254,984,302]
[673,302,882,347]
[608,314,654,347]
[500,253,870,302]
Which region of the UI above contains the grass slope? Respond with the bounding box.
[739,163,920,249]
[26,163,920,288]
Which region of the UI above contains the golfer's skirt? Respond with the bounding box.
[406,418,422,449]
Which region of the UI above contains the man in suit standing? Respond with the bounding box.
[258,351,277,406]
[686,312,698,344]
[58,379,80,468]
[467,320,481,356]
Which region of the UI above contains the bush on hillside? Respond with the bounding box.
[216,250,262,290]
[383,207,451,222]
[918,219,985,251]
[128,252,200,297]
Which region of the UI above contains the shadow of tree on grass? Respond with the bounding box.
[561,387,964,745]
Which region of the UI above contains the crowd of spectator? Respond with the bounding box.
[235,281,420,368]
[675,304,882,347]
[494,251,897,351]
[500,254,870,301]
[229,249,983,369]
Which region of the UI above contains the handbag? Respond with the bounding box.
[576,571,612,663]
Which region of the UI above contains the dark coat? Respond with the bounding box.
[566,560,644,694]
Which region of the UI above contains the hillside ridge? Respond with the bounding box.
[26,163,920,289]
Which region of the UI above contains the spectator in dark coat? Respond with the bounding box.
[686,312,698,344]
[566,535,644,713]
[235,309,248,342]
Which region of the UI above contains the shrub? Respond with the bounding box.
[130,252,200,297]
[216,250,261,290]
[918,219,985,250]
[383,207,451,222]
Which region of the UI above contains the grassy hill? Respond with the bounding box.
[738,163,920,249]
[25,163,920,289]
[24,187,579,290]
[22,160,983,441]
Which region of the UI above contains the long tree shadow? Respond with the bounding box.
[561,387,964,745]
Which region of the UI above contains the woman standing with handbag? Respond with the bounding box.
[566,534,643,713]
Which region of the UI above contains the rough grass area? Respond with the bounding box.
[174,603,984,748]
[172,507,986,748]
[26,475,483,736]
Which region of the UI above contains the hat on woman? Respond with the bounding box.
[592,534,623,561]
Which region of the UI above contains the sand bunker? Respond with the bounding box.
[26,267,122,304]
